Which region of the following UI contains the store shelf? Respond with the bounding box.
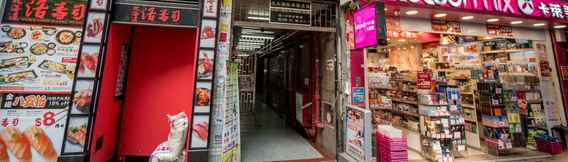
[480,49,534,54]
[462,104,476,109]
[465,118,477,123]
[392,99,418,105]
[482,123,509,128]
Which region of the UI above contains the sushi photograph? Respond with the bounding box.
[197,50,214,80]
[72,80,95,114]
[194,82,212,113]
[64,117,89,153]
[190,115,210,148]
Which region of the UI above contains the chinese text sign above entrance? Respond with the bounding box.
[2,0,88,26]
[112,2,200,27]
[387,0,568,21]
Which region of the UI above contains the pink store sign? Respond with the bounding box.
[385,0,568,21]
[354,3,378,49]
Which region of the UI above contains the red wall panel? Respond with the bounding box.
[90,24,132,162]
[90,24,198,161]
[118,26,197,156]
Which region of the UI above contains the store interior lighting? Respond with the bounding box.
[554,25,567,29]
[533,23,546,27]
[510,21,523,25]
[461,16,474,20]
[406,10,418,15]
[486,18,499,22]
[434,13,447,18]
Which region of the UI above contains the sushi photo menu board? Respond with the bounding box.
[0,93,70,162]
[0,24,82,93]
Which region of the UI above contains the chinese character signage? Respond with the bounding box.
[0,94,69,161]
[269,0,312,25]
[432,19,461,33]
[487,24,513,37]
[2,0,88,26]
[112,2,200,27]
[387,0,568,21]
[354,3,377,49]
[1,93,71,109]
[0,24,82,93]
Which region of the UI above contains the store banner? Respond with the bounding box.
[386,0,568,22]
[2,0,88,26]
[345,105,372,162]
[0,24,81,93]
[354,2,386,49]
[112,1,200,27]
[0,93,70,162]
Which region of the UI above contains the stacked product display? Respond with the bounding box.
[377,125,409,162]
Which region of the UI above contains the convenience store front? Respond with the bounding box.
[341,0,568,161]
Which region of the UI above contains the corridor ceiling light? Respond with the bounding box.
[241,35,274,39]
[434,13,447,18]
[247,16,270,21]
[461,16,474,20]
[486,18,499,22]
[398,39,406,42]
[405,10,418,15]
[533,23,546,27]
[554,25,567,29]
[510,21,523,25]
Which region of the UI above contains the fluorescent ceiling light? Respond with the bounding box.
[533,23,546,27]
[434,13,447,18]
[510,21,523,25]
[554,25,567,29]
[241,35,274,39]
[247,16,269,21]
[461,16,474,20]
[405,10,418,15]
[486,18,499,22]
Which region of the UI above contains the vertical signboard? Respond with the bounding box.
[354,2,386,49]
[350,49,365,107]
[345,105,372,162]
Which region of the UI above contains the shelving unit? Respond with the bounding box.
[477,81,513,155]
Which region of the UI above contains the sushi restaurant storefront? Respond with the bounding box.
[0,0,223,161]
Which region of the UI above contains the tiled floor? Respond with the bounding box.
[241,103,323,162]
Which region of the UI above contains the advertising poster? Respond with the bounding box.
[71,80,94,114]
[83,12,106,43]
[0,92,71,162]
[561,66,568,80]
[345,105,372,162]
[354,3,377,49]
[197,50,214,80]
[431,19,461,33]
[63,116,89,153]
[350,49,365,107]
[221,62,240,162]
[0,24,82,93]
[2,0,88,27]
[90,0,109,10]
[190,115,210,148]
[195,82,212,113]
[77,45,100,78]
[200,19,217,48]
[203,0,219,18]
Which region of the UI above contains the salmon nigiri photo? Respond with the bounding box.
[0,127,31,162]
[24,126,58,161]
[0,136,8,162]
